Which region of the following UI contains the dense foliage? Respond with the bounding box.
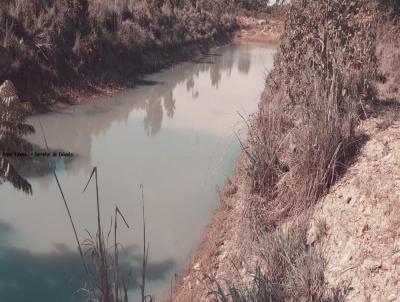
[0,80,34,194]
[0,0,237,106]
[246,0,378,227]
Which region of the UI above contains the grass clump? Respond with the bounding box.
[245,0,378,227]
[208,225,348,302]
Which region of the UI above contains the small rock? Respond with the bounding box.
[388,294,397,301]
[358,223,369,236]
[307,222,319,245]
[224,183,238,196]
[342,240,356,263]
[394,240,400,252]
[381,259,391,270]
[363,259,382,271]
[392,252,400,265]
[193,263,200,270]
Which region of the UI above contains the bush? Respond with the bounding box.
[245,0,378,226]
[0,80,35,194]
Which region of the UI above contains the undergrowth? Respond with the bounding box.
[0,0,237,106]
[245,0,378,228]
[208,224,349,302]
[206,1,394,301]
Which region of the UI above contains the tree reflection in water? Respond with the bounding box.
[23,45,251,180]
[0,221,175,302]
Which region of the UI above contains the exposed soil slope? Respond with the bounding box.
[310,19,400,301]
[310,116,400,302]
[172,2,400,302]
[234,16,283,44]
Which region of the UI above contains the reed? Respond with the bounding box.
[38,117,89,277]
[39,118,152,301]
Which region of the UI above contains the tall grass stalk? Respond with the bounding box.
[37,117,89,277]
[38,120,151,301]
[83,167,112,301]
[140,184,151,302]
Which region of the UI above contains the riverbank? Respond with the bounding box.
[171,16,284,302]
[233,15,283,45]
[45,36,232,111]
[46,15,283,112]
[172,2,400,301]
[0,1,237,111]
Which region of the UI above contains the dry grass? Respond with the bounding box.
[38,121,151,302]
[79,171,151,302]
[208,223,349,302]
[244,0,378,229]
[206,1,389,301]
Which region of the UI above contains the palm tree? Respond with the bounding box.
[0,80,35,194]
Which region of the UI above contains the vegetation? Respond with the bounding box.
[0,0,237,107]
[207,0,400,301]
[0,80,34,193]
[48,162,152,302]
[209,224,349,302]
[245,0,377,227]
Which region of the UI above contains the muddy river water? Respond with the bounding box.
[0,44,275,301]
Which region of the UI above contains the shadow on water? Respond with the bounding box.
[0,221,175,302]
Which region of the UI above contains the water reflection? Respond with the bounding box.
[0,221,175,302]
[0,44,276,301]
[24,45,260,180]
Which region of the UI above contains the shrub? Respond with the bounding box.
[208,225,349,302]
[0,80,35,194]
[245,0,378,226]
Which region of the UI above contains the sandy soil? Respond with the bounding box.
[234,16,283,45]
[46,84,125,111]
[310,115,400,302]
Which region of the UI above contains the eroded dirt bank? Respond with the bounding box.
[234,15,283,45]
[172,2,400,301]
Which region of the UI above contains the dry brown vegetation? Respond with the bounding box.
[246,0,378,229]
[0,0,237,108]
[178,1,400,301]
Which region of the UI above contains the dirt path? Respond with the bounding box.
[234,16,283,45]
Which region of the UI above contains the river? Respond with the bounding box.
[0,44,275,301]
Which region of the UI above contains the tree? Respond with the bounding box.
[0,80,35,194]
